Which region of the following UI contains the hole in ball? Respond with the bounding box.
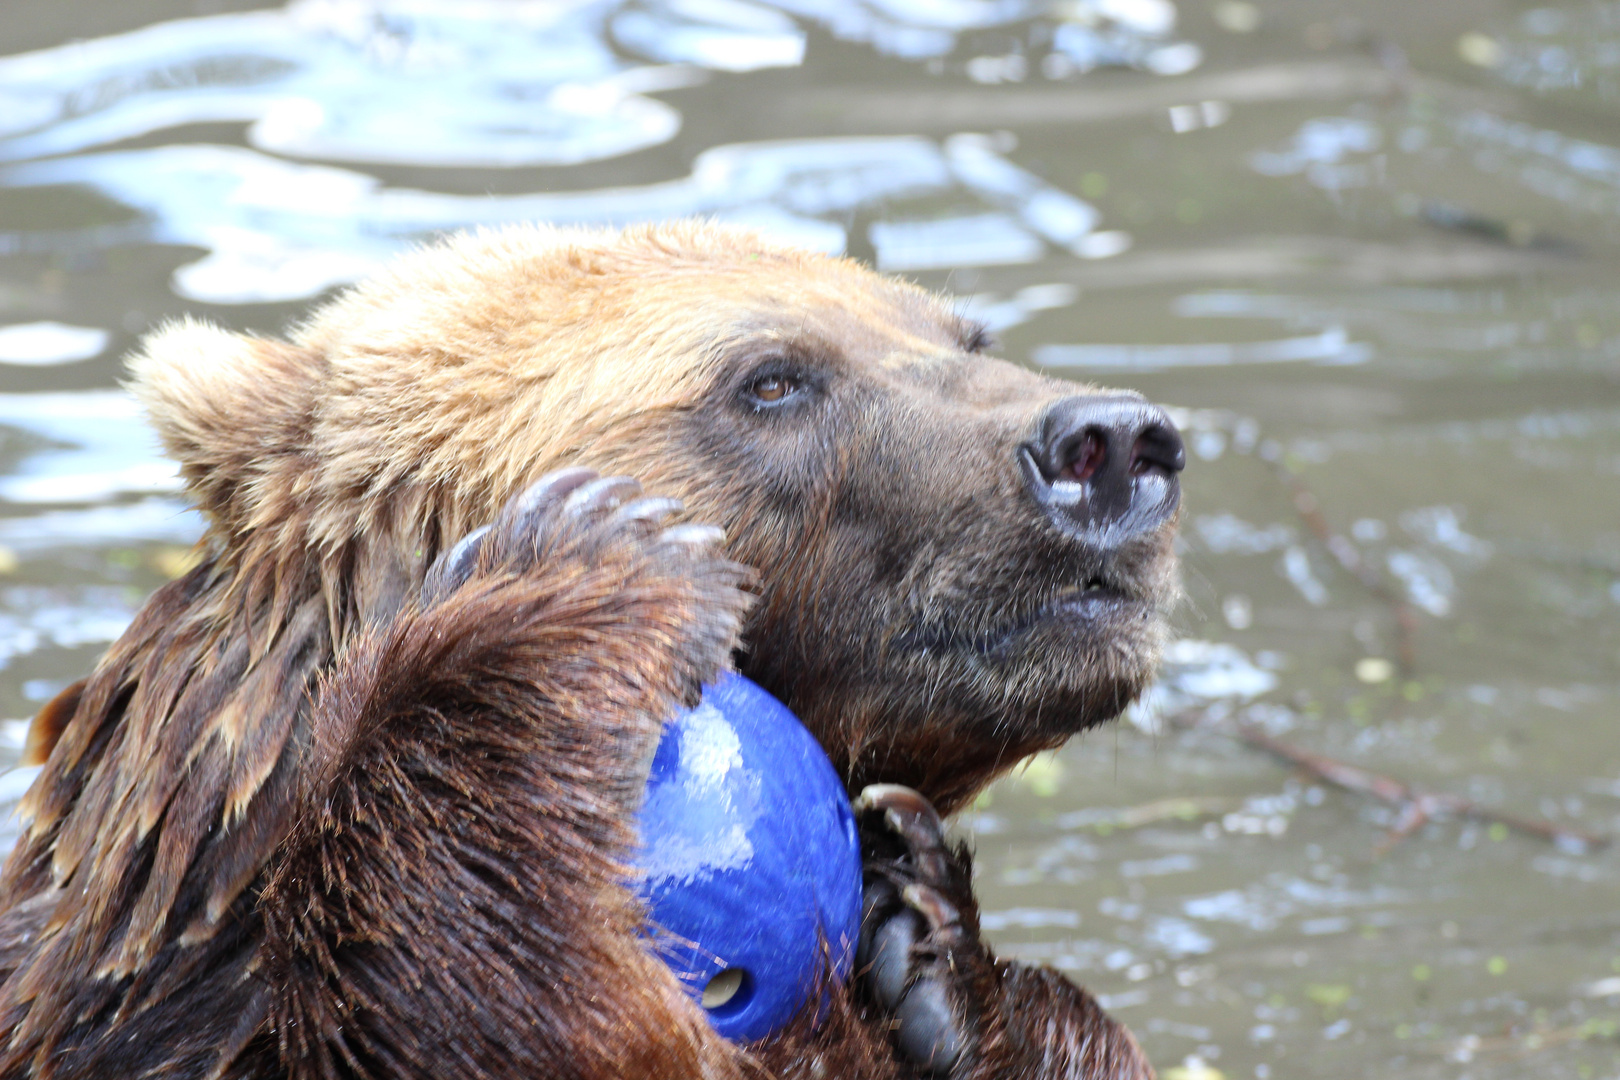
[701,967,750,1011]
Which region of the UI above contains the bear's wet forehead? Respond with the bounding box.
[704,275,978,366]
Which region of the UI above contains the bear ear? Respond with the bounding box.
[126,318,324,534]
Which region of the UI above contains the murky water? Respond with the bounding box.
[2,0,1619,1076]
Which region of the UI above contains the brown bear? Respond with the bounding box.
[0,221,1184,1080]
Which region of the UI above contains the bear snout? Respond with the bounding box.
[1019,394,1186,549]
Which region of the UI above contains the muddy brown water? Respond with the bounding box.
[1,0,1618,1076]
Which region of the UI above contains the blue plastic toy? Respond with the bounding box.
[633,671,862,1043]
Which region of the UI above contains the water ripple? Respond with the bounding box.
[0,135,1113,303]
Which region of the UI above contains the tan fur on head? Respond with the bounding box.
[130,223,950,568]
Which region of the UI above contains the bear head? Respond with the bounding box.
[131,221,1183,813]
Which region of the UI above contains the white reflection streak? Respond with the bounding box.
[871,213,1044,271]
[0,323,108,366]
[771,0,1033,58]
[1125,638,1277,733]
[612,0,807,70]
[0,392,178,503]
[1249,117,1382,179]
[1033,326,1371,371]
[956,282,1079,331]
[861,133,1121,271]
[0,499,203,551]
[945,134,1102,248]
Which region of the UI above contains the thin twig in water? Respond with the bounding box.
[1168,709,1606,855]
[1266,452,1421,673]
[1058,796,1238,833]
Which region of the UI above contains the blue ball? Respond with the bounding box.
[634,672,862,1043]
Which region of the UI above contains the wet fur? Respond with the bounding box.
[0,222,1168,1078]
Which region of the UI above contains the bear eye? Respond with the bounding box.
[744,372,803,407]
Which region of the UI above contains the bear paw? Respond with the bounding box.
[421,467,751,703]
[855,783,995,1078]
[426,468,695,596]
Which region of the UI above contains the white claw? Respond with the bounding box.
[853,782,918,814]
[901,884,962,931]
[658,524,724,548]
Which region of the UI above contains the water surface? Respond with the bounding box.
[1,1,1618,1076]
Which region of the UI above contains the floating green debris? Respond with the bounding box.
[1307,983,1352,1014]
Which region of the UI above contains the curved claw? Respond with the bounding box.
[563,475,643,519]
[854,783,938,821]
[856,783,978,1075]
[901,884,963,944]
[425,468,607,604]
[485,468,600,560]
[610,496,684,531]
[496,467,599,532]
[422,524,491,605]
[657,524,725,550]
[856,783,950,883]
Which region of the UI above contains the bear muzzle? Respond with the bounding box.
[1018,393,1186,553]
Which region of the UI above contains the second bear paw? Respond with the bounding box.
[855,784,997,1078]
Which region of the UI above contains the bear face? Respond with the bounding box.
[129,221,1182,816]
[634,272,1183,812]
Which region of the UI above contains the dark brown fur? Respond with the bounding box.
[0,223,1171,1079]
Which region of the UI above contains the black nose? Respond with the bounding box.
[1020,395,1185,544]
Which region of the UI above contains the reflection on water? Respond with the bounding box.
[1475,4,1620,106]
[0,499,200,553]
[0,392,176,503]
[1034,325,1369,370]
[0,0,693,168]
[0,322,107,366]
[2,0,1620,1076]
[0,132,1121,302]
[0,0,1192,170]
[1251,103,1620,248]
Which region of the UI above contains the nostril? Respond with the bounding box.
[1129,423,1186,477]
[1024,394,1185,543]
[1064,432,1106,483]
